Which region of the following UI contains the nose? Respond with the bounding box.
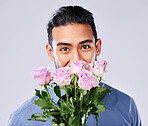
[71,49,83,62]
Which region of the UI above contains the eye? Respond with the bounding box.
[60,47,70,52]
[82,45,91,50]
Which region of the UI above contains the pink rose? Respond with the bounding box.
[53,66,71,87]
[70,61,90,74]
[78,70,99,90]
[33,67,53,85]
[93,59,107,77]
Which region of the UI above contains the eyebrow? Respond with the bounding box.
[56,39,93,46]
[80,39,93,44]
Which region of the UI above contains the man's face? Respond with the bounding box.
[46,23,101,68]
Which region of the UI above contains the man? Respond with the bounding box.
[7,6,141,126]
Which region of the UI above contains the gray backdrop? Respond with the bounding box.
[0,0,147,125]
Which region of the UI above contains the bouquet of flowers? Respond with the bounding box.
[28,59,111,126]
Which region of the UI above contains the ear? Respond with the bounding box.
[96,38,102,56]
[46,43,54,61]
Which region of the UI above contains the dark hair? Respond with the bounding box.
[47,5,97,47]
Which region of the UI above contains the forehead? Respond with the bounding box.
[52,23,95,43]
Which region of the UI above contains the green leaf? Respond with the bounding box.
[86,106,93,115]
[28,113,48,122]
[95,87,111,102]
[59,123,65,126]
[34,98,53,109]
[51,124,58,126]
[71,114,81,126]
[68,117,75,125]
[97,87,108,93]
[46,111,61,116]
[61,108,69,116]
[43,109,51,118]
[96,104,106,113]
[95,113,99,125]
[82,90,87,96]
[52,117,64,125]
[54,86,61,99]
[35,89,48,98]
[84,87,96,102]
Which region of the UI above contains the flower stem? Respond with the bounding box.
[44,85,60,110]
[44,85,52,101]
[65,86,69,103]
[40,86,43,96]
[48,118,55,124]
[99,77,102,83]
[84,116,87,126]
[71,98,75,109]
[74,75,77,99]
[80,92,83,111]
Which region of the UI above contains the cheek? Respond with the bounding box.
[55,52,70,67]
[52,42,70,68]
[81,49,96,63]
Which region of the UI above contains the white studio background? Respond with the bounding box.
[0,0,147,125]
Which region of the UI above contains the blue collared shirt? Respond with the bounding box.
[7,83,142,126]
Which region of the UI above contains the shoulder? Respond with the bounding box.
[12,96,38,116]
[103,82,135,111]
[100,82,142,126]
[7,95,40,126]
[7,89,58,126]
[100,82,133,103]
